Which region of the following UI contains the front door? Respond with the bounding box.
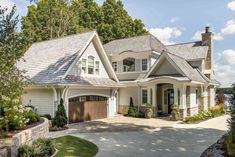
[167,89,174,114]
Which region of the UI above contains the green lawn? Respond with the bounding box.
[53,135,98,157]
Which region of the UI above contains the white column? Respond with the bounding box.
[181,84,187,117]
[173,84,178,106]
[153,84,157,107]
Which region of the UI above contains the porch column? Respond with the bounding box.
[173,84,178,106]
[201,86,209,111]
[153,84,157,107]
[180,84,187,118]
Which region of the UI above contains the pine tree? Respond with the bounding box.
[229,84,235,143]
[52,98,67,128]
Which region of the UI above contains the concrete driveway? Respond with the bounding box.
[49,115,229,157]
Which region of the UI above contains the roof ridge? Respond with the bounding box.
[31,30,96,45]
[165,51,187,60]
[104,34,151,45]
[149,34,166,51]
[166,41,202,46]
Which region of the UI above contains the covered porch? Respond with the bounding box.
[138,76,209,118]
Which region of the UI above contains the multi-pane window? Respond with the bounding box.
[88,56,94,74]
[123,58,135,72]
[81,58,87,74]
[142,59,148,71]
[112,62,117,72]
[142,88,148,104]
[95,61,99,75]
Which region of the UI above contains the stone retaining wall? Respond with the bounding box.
[0,118,49,157]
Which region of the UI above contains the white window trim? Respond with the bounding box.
[95,61,100,75]
[141,88,148,105]
[141,58,148,72]
[81,58,87,74]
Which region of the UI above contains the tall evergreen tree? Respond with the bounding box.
[229,84,235,143]
[0,6,28,131]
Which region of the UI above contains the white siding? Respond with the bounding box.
[22,88,54,116]
[69,41,109,78]
[119,87,139,106]
[155,59,180,75]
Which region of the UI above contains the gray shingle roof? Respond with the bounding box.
[62,75,122,87]
[166,52,206,83]
[103,34,167,55]
[18,31,95,84]
[166,41,208,60]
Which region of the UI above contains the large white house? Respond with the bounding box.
[18,27,219,123]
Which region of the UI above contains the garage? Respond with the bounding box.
[68,95,108,123]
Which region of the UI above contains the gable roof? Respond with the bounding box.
[17,31,119,85]
[166,41,208,60]
[145,51,207,83]
[103,34,167,55]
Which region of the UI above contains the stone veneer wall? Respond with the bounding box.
[0,118,49,157]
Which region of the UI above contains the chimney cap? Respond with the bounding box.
[205,26,210,33]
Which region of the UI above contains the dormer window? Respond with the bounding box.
[123,57,135,72]
[88,56,94,74]
[142,59,148,71]
[95,61,99,75]
[81,58,87,74]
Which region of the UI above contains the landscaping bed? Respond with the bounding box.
[52,135,98,157]
[183,104,225,124]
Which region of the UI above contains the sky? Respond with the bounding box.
[1,0,235,87]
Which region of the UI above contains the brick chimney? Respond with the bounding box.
[201,26,213,79]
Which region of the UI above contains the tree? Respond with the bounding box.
[216,93,227,105]
[229,84,235,143]
[52,99,67,128]
[0,6,28,131]
[99,0,147,43]
[22,0,80,43]
[22,0,147,44]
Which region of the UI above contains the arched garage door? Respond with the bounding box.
[69,95,108,123]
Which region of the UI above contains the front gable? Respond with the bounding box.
[66,33,118,82]
[145,53,185,78]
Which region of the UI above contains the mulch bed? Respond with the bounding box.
[49,126,69,132]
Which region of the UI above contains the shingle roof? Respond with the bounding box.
[103,34,167,55]
[62,75,122,87]
[17,31,95,84]
[166,41,208,60]
[166,52,206,83]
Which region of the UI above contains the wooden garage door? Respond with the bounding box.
[69,96,107,123]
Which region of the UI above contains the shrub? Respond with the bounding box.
[18,145,34,157]
[226,135,235,156]
[184,111,213,123]
[127,106,138,117]
[210,104,225,117]
[25,111,40,125]
[33,138,55,156]
[18,138,55,157]
[41,114,52,120]
[52,99,67,128]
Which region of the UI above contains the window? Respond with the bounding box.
[123,58,135,72]
[112,62,117,72]
[95,61,99,75]
[81,58,87,74]
[88,56,94,74]
[142,59,148,71]
[196,89,198,104]
[142,88,148,104]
